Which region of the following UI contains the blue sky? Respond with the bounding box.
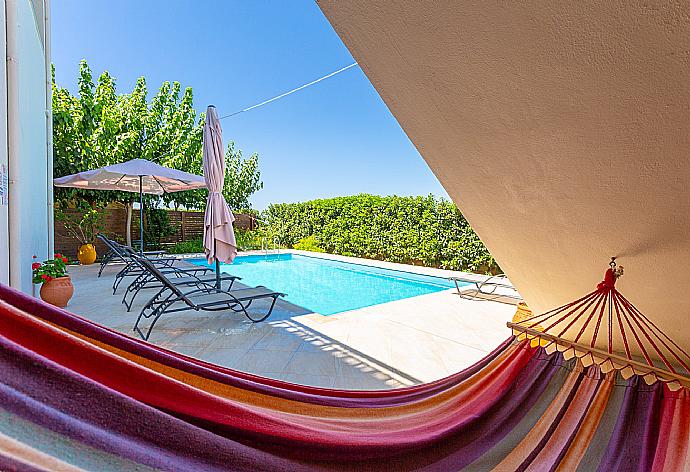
[51,1,449,209]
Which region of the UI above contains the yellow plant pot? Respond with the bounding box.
[77,244,97,265]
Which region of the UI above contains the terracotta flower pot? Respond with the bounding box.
[40,276,74,307]
[77,243,97,265]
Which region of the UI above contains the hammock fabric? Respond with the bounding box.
[0,283,688,471]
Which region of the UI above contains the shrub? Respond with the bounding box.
[143,208,176,250]
[168,230,265,254]
[235,229,264,251]
[168,239,204,254]
[293,235,325,253]
[262,194,499,274]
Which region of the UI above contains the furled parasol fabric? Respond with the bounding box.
[0,281,688,471]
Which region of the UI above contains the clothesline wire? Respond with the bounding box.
[150,62,359,164]
[219,62,359,119]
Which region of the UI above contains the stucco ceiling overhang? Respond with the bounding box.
[318,1,690,351]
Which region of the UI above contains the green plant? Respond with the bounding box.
[142,208,176,250]
[52,61,263,217]
[168,229,265,255]
[55,203,105,245]
[235,229,265,251]
[52,61,204,210]
[262,194,500,274]
[293,235,325,253]
[168,239,204,254]
[223,143,263,210]
[32,254,69,284]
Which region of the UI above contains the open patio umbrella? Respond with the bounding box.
[202,105,238,288]
[54,158,206,253]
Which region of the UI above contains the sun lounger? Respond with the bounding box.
[120,258,241,311]
[99,238,198,294]
[108,243,175,285]
[449,274,521,301]
[97,234,167,277]
[131,255,285,341]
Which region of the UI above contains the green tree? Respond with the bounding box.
[222,142,263,210]
[52,60,263,242]
[52,61,111,206]
[147,82,206,210]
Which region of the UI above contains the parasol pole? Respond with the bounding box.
[214,236,221,289]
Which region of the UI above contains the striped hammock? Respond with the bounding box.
[0,283,688,471]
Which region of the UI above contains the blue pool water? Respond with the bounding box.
[190,253,462,315]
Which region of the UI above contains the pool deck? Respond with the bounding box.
[65,251,520,390]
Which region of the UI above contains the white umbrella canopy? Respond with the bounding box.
[202,106,237,287]
[54,158,206,252]
[53,158,206,195]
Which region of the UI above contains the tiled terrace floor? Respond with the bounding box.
[66,257,518,390]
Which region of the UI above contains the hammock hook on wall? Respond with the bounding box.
[508,257,690,391]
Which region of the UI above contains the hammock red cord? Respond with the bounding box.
[511,258,690,388]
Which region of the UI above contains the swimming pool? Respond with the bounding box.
[190,253,463,315]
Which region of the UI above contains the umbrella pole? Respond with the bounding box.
[139,175,144,255]
[215,238,221,289]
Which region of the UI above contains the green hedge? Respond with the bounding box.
[262,194,499,274]
[168,239,204,254]
[168,229,265,254]
[293,235,325,253]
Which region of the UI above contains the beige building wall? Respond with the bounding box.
[318,1,690,351]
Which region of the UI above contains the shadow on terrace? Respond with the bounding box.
[68,262,422,390]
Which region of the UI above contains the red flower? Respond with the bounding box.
[32,255,37,259]
[62,257,68,263]
[54,253,62,259]
[46,276,53,282]
[41,274,49,281]
[31,262,41,270]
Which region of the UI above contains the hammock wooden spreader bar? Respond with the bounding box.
[0,282,689,471]
[510,258,690,390]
